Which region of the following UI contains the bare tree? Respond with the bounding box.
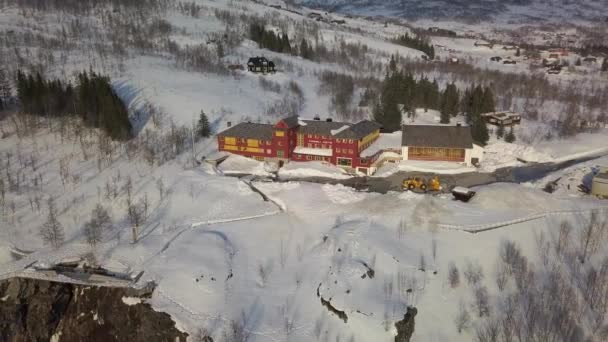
[448,262,460,288]
[454,301,470,333]
[578,210,608,263]
[156,177,166,201]
[127,200,145,243]
[419,252,426,272]
[473,285,490,317]
[40,197,64,249]
[83,203,112,247]
[464,260,484,286]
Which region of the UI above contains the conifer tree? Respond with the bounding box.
[472,119,489,145]
[441,83,460,119]
[602,58,608,72]
[197,110,211,138]
[505,126,516,143]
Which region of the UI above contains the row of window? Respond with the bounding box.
[301,134,355,144]
[336,148,354,155]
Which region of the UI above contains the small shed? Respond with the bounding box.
[592,168,608,199]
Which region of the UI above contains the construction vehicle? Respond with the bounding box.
[402,176,442,193]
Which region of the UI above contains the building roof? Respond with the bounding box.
[299,119,381,139]
[247,56,272,66]
[300,119,351,136]
[335,120,382,139]
[217,122,273,140]
[596,172,608,181]
[279,116,300,129]
[402,125,473,149]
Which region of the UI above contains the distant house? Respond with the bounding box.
[474,41,494,48]
[401,124,484,166]
[490,56,502,62]
[583,57,598,63]
[247,57,275,73]
[448,57,460,64]
[503,60,517,65]
[330,19,346,25]
[481,111,521,126]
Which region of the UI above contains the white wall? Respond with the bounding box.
[401,146,409,161]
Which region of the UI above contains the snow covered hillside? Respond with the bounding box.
[294,0,608,23]
[1,0,608,341]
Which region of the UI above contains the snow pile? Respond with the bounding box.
[480,141,553,171]
[322,184,367,204]
[375,160,476,177]
[279,161,352,179]
[122,297,143,306]
[218,154,274,176]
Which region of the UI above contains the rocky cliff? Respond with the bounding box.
[0,277,188,342]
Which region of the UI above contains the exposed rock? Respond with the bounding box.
[320,296,348,323]
[0,277,188,342]
[395,307,417,342]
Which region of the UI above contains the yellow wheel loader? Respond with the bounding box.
[402,176,442,193]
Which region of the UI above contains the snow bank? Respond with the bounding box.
[375,160,476,177]
[322,184,367,204]
[279,161,352,179]
[480,141,553,172]
[218,154,274,176]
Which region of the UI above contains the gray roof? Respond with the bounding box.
[335,120,382,139]
[402,125,473,149]
[216,122,273,140]
[300,120,351,136]
[300,119,381,139]
[280,116,300,129]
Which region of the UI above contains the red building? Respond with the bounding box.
[216,116,381,174]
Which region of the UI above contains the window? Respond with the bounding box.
[349,149,353,154]
[336,148,341,153]
[247,139,259,147]
[275,131,285,137]
[225,137,236,145]
[306,155,312,160]
[277,150,284,158]
[336,139,341,143]
[267,149,272,154]
[337,158,352,166]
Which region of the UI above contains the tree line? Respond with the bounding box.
[16,70,132,140]
[372,62,495,144]
[392,33,435,60]
[249,22,292,54]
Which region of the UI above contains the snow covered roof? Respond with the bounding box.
[360,132,402,157]
[293,146,333,157]
[402,125,473,149]
[330,125,350,136]
[300,119,380,139]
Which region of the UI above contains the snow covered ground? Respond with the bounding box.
[2,0,608,341]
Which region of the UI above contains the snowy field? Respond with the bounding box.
[1,0,608,341]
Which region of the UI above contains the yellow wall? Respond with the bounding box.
[247,139,259,147]
[225,137,236,145]
[359,130,379,149]
[275,131,285,137]
[223,145,238,151]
